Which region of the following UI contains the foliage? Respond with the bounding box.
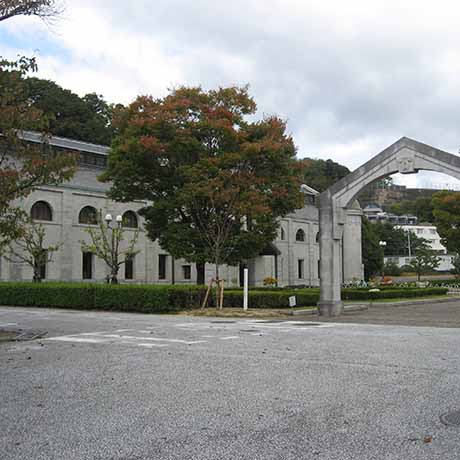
[389,197,434,222]
[0,283,447,311]
[263,277,277,287]
[0,0,63,23]
[298,158,349,192]
[4,219,61,281]
[450,254,460,277]
[0,57,76,252]
[408,248,440,281]
[361,217,383,280]
[25,78,120,145]
[80,212,140,284]
[341,287,447,300]
[382,261,401,276]
[371,221,428,257]
[102,86,303,279]
[432,191,460,254]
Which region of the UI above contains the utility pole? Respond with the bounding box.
[407,230,412,258]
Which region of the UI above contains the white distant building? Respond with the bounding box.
[397,224,447,254]
[385,224,453,272]
[363,204,418,225]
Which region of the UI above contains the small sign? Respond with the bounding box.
[289,296,296,307]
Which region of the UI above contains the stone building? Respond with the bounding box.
[0,132,364,286]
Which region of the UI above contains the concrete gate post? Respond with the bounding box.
[317,193,343,316]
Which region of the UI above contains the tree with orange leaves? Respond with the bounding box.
[102,86,303,285]
[0,57,76,250]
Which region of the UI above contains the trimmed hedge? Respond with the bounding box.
[0,282,206,313]
[428,279,460,287]
[341,287,448,300]
[0,283,449,312]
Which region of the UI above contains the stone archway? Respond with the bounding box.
[318,137,460,316]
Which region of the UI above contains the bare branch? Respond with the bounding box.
[0,0,64,23]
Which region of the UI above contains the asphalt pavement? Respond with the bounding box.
[2,305,460,460]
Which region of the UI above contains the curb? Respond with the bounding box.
[289,303,369,316]
[369,296,460,308]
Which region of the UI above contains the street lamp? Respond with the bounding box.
[379,240,387,282]
[105,213,123,284]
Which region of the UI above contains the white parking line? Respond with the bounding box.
[47,337,107,344]
[219,336,239,340]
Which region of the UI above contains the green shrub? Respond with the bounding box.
[342,287,447,300]
[0,283,449,312]
[383,262,402,276]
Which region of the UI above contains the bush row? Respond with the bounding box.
[428,279,460,287]
[0,283,206,313]
[0,283,448,312]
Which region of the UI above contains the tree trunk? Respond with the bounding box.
[196,262,205,285]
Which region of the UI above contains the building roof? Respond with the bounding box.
[300,184,319,195]
[19,131,110,156]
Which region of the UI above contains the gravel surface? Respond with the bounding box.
[1,306,460,460]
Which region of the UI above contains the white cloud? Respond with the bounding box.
[4,0,460,188]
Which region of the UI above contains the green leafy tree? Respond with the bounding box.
[371,221,427,257]
[25,78,118,145]
[450,254,460,277]
[102,86,303,284]
[80,212,140,284]
[5,219,61,282]
[361,218,383,280]
[298,158,349,192]
[432,191,460,253]
[408,247,440,281]
[389,197,434,222]
[0,57,76,252]
[0,0,63,23]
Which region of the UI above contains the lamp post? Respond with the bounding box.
[105,213,123,284]
[379,240,387,283]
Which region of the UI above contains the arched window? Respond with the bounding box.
[122,211,138,229]
[280,227,285,241]
[316,232,320,243]
[296,229,305,242]
[79,206,98,225]
[31,201,52,221]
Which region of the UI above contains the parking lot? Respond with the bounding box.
[2,304,460,460]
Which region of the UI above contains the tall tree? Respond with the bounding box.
[0,57,76,251]
[389,197,434,222]
[0,0,63,22]
[432,191,460,254]
[361,218,383,280]
[371,221,427,257]
[102,86,303,283]
[298,158,349,192]
[25,78,117,145]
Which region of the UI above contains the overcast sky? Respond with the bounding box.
[2,0,460,188]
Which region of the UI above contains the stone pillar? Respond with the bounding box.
[317,194,343,316]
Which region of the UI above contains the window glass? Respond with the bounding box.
[125,255,134,280]
[298,259,305,279]
[31,201,52,221]
[159,255,167,280]
[122,211,138,229]
[79,206,98,225]
[82,252,93,279]
[296,229,305,242]
[182,265,191,280]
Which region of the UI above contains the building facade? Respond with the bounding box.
[0,133,364,286]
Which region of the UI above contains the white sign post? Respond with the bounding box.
[243,268,249,311]
[289,296,296,307]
